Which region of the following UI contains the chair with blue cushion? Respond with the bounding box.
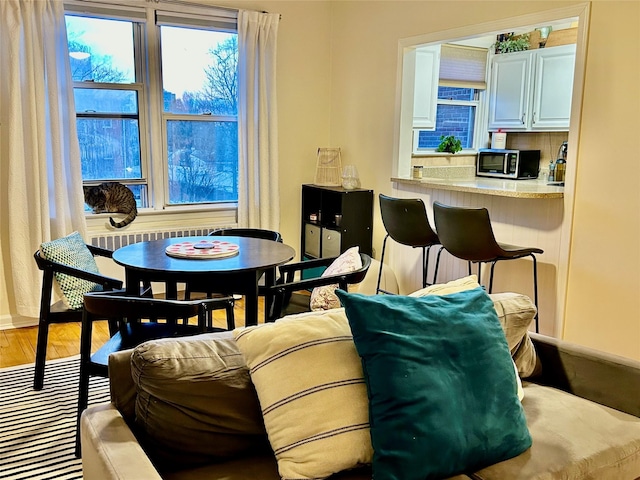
[33,233,124,391]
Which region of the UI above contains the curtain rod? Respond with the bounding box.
[145,0,279,18]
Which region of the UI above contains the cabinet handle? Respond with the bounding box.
[521,113,526,124]
[532,112,536,124]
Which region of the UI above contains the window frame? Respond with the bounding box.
[412,88,486,155]
[64,1,240,216]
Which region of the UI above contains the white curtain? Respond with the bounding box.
[0,0,87,318]
[237,10,280,230]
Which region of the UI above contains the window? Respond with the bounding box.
[65,4,238,210]
[414,87,479,150]
[412,44,487,154]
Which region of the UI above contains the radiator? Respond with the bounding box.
[89,226,234,250]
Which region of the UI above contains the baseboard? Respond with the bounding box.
[0,313,37,330]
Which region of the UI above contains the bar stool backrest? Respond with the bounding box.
[433,202,503,262]
[379,194,439,247]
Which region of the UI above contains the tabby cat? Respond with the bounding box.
[83,182,138,228]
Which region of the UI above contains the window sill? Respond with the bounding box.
[412,150,478,157]
[85,204,238,237]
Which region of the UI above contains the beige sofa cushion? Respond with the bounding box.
[233,309,373,480]
[474,383,640,480]
[408,274,480,297]
[489,292,539,378]
[130,331,269,471]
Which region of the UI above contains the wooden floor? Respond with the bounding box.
[0,296,258,369]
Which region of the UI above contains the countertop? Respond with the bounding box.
[391,176,564,199]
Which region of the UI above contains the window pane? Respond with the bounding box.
[417,104,476,149]
[161,26,238,115]
[65,16,135,83]
[166,120,238,204]
[74,89,138,114]
[437,86,475,101]
[77,118,142,180]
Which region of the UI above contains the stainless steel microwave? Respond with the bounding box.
[476,149,540,179]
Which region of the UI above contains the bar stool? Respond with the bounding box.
[377,194,444,294]
[432,201,542,332]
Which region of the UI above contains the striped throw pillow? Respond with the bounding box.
[233,309,373,480]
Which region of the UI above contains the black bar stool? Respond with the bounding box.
[377,194,444,294]
[432,201,543,332]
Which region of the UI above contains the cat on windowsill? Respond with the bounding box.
[84,182,138,228]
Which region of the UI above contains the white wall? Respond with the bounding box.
[326,0,639,360]
[2,0,638,361]
[0,0,334,327]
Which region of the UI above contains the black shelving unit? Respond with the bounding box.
[301,184,373,262]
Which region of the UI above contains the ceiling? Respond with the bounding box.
[450,18,579,49]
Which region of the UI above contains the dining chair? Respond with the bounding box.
[183,227,284,325]
[75,291,230,457]
[33,241,124,391]
[266,252,372,321]
[432,201,543,332]
[377,194,444,294]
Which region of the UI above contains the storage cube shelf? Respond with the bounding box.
[301,185,373,261]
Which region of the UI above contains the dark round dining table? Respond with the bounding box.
[112,236,296,326]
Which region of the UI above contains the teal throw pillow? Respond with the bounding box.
[40,231,103,310]
[335,287,531,480]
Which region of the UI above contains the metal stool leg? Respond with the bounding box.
[376,235,390,294]
[422,246,431,288]
[432,246,444,285]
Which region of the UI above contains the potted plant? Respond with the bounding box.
[436,135,462,154]
[493,33,530,54]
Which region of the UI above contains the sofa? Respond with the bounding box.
[81,287,640,480]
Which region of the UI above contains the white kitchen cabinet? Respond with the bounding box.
[487,51,532,129]
[530,44,576,129]
[412,45,440,130]
[488,44,576,131]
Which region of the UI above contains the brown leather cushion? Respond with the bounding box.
[130,331,269,471]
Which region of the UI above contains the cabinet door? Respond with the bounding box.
[321,228,341,258]
[412,45,440,129]
[530,44,576,130]
[488,52,532,130]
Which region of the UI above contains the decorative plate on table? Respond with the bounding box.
[165,240,240,259]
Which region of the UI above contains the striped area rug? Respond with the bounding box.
[0,357,110,480]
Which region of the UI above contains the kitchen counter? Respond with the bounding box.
[391,176,564,199]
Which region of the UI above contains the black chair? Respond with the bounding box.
[184,228,284,325]
[432,201,543,332]
[266,253,372,321]
[209,228,282,243]
[33,245,124,391]
[75,291,230,457]
[377,194,444,294]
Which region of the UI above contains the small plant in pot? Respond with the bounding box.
[436,135,462,154]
